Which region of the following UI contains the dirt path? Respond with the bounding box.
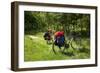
[29,35,38,39]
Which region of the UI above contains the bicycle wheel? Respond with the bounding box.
[52,42,68,54]
[52,42,62,54]
[70,38,82,50]
[52,42,57,54]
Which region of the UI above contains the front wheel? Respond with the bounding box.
[70,38,82,50]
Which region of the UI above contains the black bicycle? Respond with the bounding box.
[52,35,82,54]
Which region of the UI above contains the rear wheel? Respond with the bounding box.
[52,42,68,54]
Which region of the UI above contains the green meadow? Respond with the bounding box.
[24,33,90,61]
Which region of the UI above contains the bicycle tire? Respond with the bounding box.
[52,42,68,54]
[70,38,82,50]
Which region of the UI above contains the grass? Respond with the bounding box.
[24,32,90,62]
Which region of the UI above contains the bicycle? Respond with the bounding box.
[52,34,82,54]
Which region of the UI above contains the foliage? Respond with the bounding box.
[24,11,90,37]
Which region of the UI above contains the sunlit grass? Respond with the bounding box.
[24,33,90,62]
